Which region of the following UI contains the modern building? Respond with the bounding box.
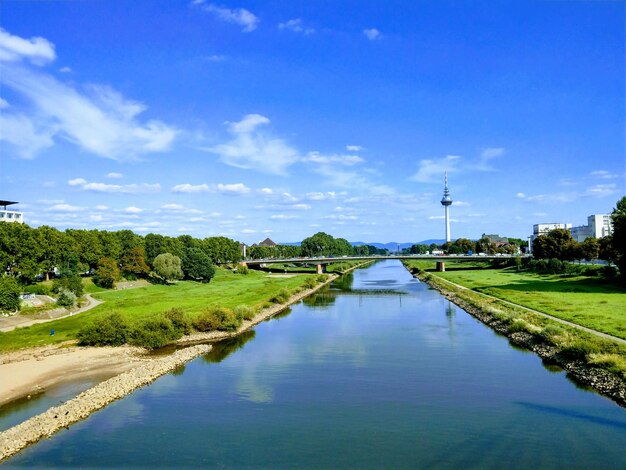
[569,214,613,242]
[440,172,453,243]
[0,200,24,224]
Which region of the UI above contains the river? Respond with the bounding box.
[3,260,625,468]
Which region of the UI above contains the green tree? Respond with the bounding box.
[610,196,626,279]
[153,253,183,283]
[580,237,600,262]
[93,257,121,289]
[121,246,150,279]
[182,248,215,282]
[0,276,21,313]
[301,232,336,257]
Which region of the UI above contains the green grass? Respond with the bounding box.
[404,260,626,340]
[0,268,316,353]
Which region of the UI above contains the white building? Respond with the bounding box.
[569,214,612,242]
[0,201,24,224]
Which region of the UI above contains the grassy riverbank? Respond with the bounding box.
[403,261,626,403]
[0,269,319,353]
[404,260,626,340]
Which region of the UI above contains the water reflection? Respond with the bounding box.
[202,330,256,363]
[514,401,626,430]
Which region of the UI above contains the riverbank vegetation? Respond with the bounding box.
[404,259,626,339]
[403,262,626,397]
[0,268,329,353]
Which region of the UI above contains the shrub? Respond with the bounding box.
[303,277,318,289]
[77,312,130,346]
[601,265,619,280]
[270,288,291,304]
[23,284,51,296]
[508,319,529,333]
[193,306,241,332]
[164,307,192,335]
[316,274,328,283]
[234,305,255,321]
[52,273,84,297]
[129,316,183,349]
[538,324,566,345]
[56,289,77,308]
[0,276,21,313]
[235,264,249,275]
[560,338,602,360]
[153,253,184,283]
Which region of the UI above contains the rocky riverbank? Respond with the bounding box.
[409,269,626,408]
[0,344,210,462]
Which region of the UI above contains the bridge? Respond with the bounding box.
[242,254,528,273]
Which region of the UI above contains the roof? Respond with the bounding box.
[0,200,18,209]
[258,237,277,247]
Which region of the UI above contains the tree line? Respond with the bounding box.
[0,224,241,285]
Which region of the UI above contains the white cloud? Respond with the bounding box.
[95,205,109,210]
[193,1,259,32]
[410,155,461,183]
[453,200,470,207]
[304,151,363,166]
[106,172,123,179]
[270,214,299,220]
[590,170,619,179]
[260,187,273,195]
[476,147,504,171]
[124,206,143,213]
[0,30,178,160]
[291,203,311,210]
[69,178,161,193]
[47,203,85,212]
[208,114,300,175]
[516,192,526,198]
[241,228,257,234]
[0,97,9,108]
[585,183,618,198]
[0,28,55,65]
[161,203,184,210]
[172,183,210,193]
[215,183,251,195]
[363,28,381,40]
[305,191,339,201]
[278,18,314,35]
[346,145,363,152]
[59,66,71,73]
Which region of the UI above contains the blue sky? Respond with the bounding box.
[1,0,624,244]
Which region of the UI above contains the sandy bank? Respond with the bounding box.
[0,344,149,407]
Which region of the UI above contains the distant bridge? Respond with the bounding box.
[242,254,529,273]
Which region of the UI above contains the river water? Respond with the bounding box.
[4,260,626,468]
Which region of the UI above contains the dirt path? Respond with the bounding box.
[429,273,626,345]
[0,294,103,333]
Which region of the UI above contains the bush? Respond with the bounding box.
[56,289,77,308]
[0,276,21,313]
[77,312,130,346]
[235,264,249,275]
[538,324,566,345]
[270,288,291,304]
[560,339,602,360]
[129,316,183,349]
[23,284,51,296]
[52,272,84,297]
[303,277,318,289]
[164,307,192,335]
[601,265,619,280]
[192,306,241,332]
[508,319,529,333]
[316,274,328,283]
[234,305,255,321]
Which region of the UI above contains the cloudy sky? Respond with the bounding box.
[1,0,624,244]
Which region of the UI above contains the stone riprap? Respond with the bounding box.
[0,344,210,462]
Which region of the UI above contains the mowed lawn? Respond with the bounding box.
[0,269,315,353]
[433,266,626,340]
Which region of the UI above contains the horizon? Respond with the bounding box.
[1,1,624,244]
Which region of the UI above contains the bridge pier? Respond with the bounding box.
[436,261,445,272]
[316,264,324,274]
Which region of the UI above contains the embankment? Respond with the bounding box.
[405,265,626,408]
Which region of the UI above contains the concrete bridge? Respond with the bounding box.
[242,254,528,273]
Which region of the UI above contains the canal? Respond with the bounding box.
[4,260,626,468]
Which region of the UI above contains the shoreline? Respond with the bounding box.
[406,266,626,408]
[0,269,350,462]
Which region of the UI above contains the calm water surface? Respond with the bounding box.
[4,261,626,469]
